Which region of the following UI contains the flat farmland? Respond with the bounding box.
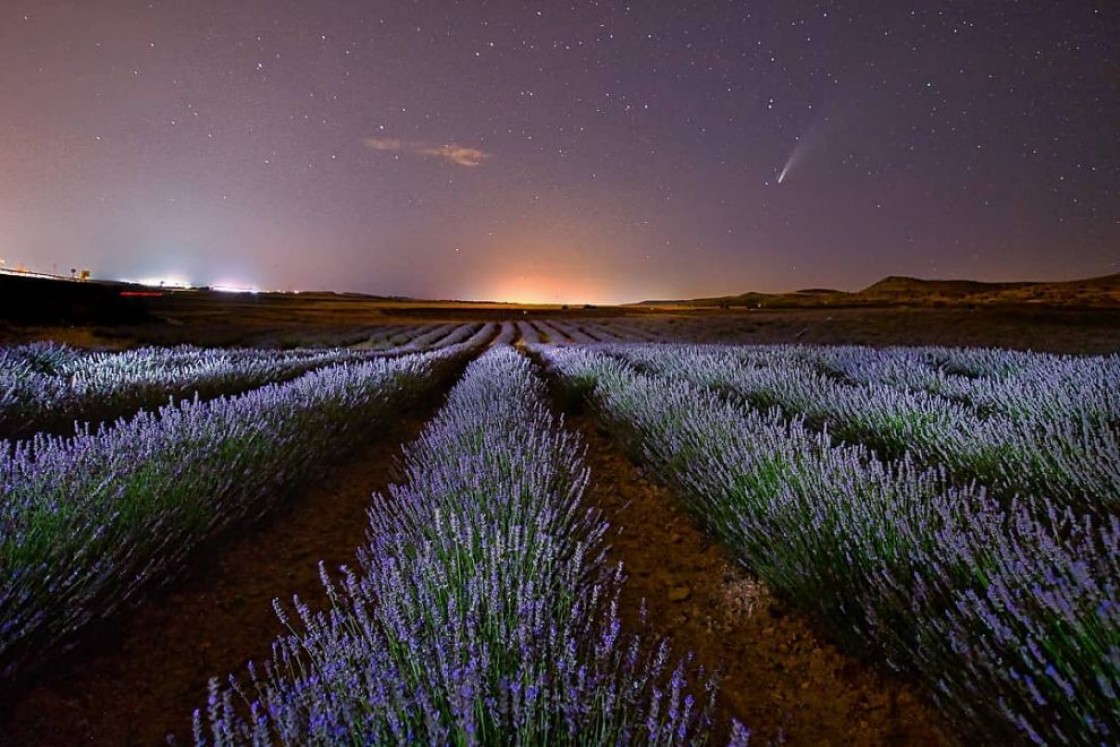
[1,293,1117,745]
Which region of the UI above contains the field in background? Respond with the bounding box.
[3,278,1120,354]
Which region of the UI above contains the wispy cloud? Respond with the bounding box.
[363,137,404,153]
[363,137,490,167]
[417,144,489,167]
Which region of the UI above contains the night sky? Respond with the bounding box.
[1,2,1116,304]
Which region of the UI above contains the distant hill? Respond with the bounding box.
[635,272,1120,309]
[859,276,1031,297]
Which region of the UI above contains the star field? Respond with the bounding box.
[1,1,1116,303]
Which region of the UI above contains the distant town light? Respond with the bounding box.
[212,283,259,294]
[130,276,193,289]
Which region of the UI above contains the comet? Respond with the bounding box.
[777,139,806,185]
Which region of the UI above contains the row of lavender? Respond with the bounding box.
[795,344,1119,427]
[359,318,662,348]
[514,319,664,345]
[535,345,1118,745]
[599,344,1119,511]
[365,322,487,352]
[195,346,724,745]
[0,346,366,443]
[0,335,489,681]
[0,326,501,443]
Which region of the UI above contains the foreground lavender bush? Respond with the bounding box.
[0,343,478,680]
[195,346,718,746]
[874,501,1120,745]
[537,344,1119,745]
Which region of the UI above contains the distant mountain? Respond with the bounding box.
[634,272,1120,309]
[858,276,1032,298]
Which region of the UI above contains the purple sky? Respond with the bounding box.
[1,1,1116,303]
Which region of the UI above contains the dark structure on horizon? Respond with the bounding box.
[0,273,151,325]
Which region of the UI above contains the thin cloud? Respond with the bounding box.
[363,137,490,167]
[417,144,488,167]
[363,137,404,152]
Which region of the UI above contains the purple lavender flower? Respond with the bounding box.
[195,346,716,745]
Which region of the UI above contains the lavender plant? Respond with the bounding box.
[494,321,519,345]
[399,323,486,352]
[515,321,543,345]
[194,346,719,746]
[540,346,950,652]
[0,342,385,442]
[600,343,1120,510]
[364,324,444,351]
[605,322,665,343]
[921,346,1053,379]
[360,325,411,349]
[873,499,1120,745]
[551,323,600,344]
[798,345,1120,430]
[0,341,480,680]
[533,320,575,344]
[537,344,1119,745]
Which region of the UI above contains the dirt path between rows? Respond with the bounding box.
[569,413,955,745]
[0,402,445,747]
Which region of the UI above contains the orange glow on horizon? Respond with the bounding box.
[475,271,616,306]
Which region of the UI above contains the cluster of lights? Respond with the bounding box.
[119,276,263,293]
[1,263,293,295]
[211,283,260,294]
[123,275,194,289]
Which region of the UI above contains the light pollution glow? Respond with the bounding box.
[117,266,617,305]
[472,272,616,306]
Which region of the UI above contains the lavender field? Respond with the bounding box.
[1,325,1116,745]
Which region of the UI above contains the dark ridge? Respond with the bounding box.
[0,274,151,325]
[857,275,1032,296]
[634,271,1120,308]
